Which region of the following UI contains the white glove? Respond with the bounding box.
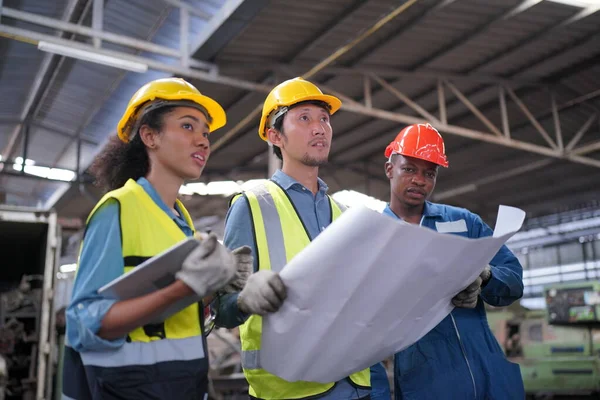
[452,265,492,309]
[237,270,287,316]
[220,246,253,294]
[176,233,237,297]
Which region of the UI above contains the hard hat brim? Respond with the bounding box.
[117,92,226,143]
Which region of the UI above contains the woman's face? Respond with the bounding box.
[148,106,211,181]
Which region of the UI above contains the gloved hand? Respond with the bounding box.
[176,233,237,298]
[452,265,492,309]
[220,246,253,294]
[237,270,287,316]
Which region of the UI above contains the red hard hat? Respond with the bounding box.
[384,123,449,168]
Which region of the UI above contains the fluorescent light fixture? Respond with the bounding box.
[14,157,35,166]
[59,263,77,273]
[37,41,148,73]
[12,157,76,182]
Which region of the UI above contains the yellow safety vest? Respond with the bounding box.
[63,179,208,400]
[230,180,371,400]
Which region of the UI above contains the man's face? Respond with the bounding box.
[278,104,332,167]
[385,154,438,207]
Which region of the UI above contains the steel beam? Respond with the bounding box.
[0,0,83,172]
[190,0,248,53]
[565,114,597,152]
[571,140,600,156]
[560,4,600,26]
[0,24,269,93]
[499,86,510,138]
[433,159,552,201]
[180,8,189,68]
[505,87,558,150]
[160,0,211,19]
[501,0,543,20]
[92,0,103,48]
[437,80,446,124]
[220,62,545,87]
[338,100,600,168]
[0,7,188,60]
[551,93,563,151]
[372,74,440,123]
[364,76,372,109]
[40,4,175,197]
[302,0,421,79]
[445,80,502,137]
[30,122,99,145]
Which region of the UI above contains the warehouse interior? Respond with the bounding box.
[1,0,600,398]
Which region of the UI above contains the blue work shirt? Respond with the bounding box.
[378,202,525,400]
[221,169,385,399]
[66,177,240,351]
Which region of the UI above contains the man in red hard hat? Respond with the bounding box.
[377,123,525,399]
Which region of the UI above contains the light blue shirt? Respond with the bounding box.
[221,170,379,399]
[65,177,238,351]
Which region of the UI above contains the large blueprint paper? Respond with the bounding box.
[260,205,525,383]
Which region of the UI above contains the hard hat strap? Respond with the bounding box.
[267,106,288,131]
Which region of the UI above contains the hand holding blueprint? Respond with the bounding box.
[260,205,526,383]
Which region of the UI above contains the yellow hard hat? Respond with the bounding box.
[117,77,226,143]
[258,77,342,141]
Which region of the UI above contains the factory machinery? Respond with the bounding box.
[0,207,60,400]
[488,281,600,399]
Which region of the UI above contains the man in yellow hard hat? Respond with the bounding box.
[216,77,386,399]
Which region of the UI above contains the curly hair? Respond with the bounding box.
[90,106,176,192]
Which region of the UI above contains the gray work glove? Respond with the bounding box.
[220,246,253,294]
[176,233,237,297]
[237,270,287,316]
[452,265,492,309]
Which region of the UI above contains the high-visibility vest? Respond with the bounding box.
[230,180,371,399]
[62,179,208,400]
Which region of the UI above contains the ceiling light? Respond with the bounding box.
[37,41,148,73]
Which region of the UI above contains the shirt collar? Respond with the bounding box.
[136,177,182,220]
[383,201,443,220]
[271,169,329,194]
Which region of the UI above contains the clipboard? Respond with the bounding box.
[98,237,202,323]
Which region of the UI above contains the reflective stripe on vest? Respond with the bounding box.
[62,179,207,400]
[232,180,370,399]
[79,335,205,367]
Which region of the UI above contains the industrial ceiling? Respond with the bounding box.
[1,0,599,230]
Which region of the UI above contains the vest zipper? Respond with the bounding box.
[450,313,477,399]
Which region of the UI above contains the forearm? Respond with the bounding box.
[98,280,194,340]
[214,293,248,329]
[480,264,524,306]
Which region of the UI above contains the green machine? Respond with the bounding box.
[487,281,600,398]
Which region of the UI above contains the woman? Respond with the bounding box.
[61,77,251,400]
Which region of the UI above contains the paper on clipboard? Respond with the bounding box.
[259,205,525,383]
